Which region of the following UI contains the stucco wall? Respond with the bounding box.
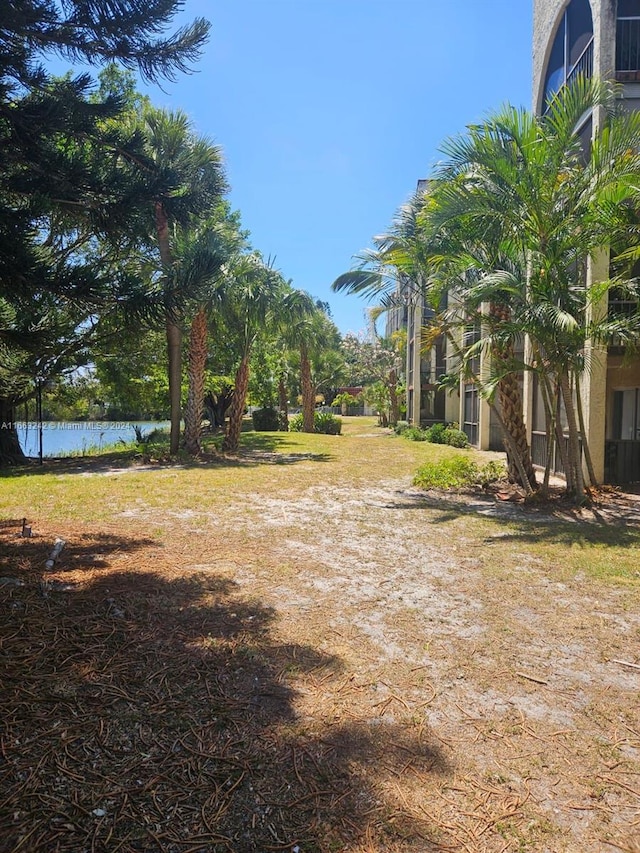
[607,358,640,389]
[532,0,567,112]
[606,358,640,438]
[533,0,567,110]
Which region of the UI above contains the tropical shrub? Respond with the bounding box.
[413,457,478,489]
[289,411,342,434]
[413,457,507,490]
[424,422,447,444]
[403,426,428,441]
[442,427,469,448]
[477,460,508,487]
[252,407,279,431]
[289,413,303,431]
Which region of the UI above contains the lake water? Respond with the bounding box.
[15,421,169,458]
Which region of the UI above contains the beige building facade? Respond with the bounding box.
[528,0,640,484]
[401,0,640,482]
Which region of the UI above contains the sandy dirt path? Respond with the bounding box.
[199,477,639,852]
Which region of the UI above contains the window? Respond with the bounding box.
[617,0,640,75]
[612,389,640,440]
[463,322,481,377]
[463,385,479,447]
[543,0,594,110]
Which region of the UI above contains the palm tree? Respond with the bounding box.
[272,294,343,433]
[336,78,640,502]
[334,187,539,491]
[165,225,229,456]
[270,290,316,431]
[182,207,246,456]
[220,254,286,454]
[427,77,640,500]
[297,304,343,432]
[140,108,227,454]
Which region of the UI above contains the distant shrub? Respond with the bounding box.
[403,426,428,441]
[289,413,304,431]
[394,420,410,435]
[413,457,478,489]
[425,422,447,444]
[314,412,342,434]
[477,460,508,487]
[442,427,469,448]
[413,457,507,490]
[289,412,342,434]
[134,426,164,447]
[252,407,279,431]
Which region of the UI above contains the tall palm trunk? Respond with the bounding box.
[497,372,537,490]
[489,304,537,491]
[184,306,208,456]
[300,344,315,432]
[554,389,572,493]
[278,372,289,431]
[559,370,585,501]
[388,368,400,426]
[574,372,598,488]
[155,201,182,456]
[222,354,250,453]
[489,402,535,496]
[538,371,557,497]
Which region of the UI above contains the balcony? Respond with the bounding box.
[544,37,594,113]
[617,17,640,80]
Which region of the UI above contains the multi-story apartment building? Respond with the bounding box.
[403,0,640,483]
[527,0,640,484]
[399,179,503,450]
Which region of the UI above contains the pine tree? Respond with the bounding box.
[0,1,212,464]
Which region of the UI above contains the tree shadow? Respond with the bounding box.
[2,433,333,478]
[477,516,640,549]
[385,488,640,548]
[0,558,452,851]
[0,527,158,577]
[0,518,28,530]
[202,431,335,466]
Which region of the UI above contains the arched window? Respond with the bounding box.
[542,0,594,110]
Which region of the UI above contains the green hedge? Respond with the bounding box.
[289,411,342,434]
[413,458,506,490]
[399,422,470,448]
[252,407,280,431]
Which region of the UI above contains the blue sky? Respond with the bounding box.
[141,0,533,334]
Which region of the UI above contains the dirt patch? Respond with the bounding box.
[1,458,639,852]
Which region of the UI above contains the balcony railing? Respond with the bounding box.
[608,294,638,350]
[605,439,640,484]
[531,431,580,477]
[567,37,594,88]
[544,37,594,113]
[617,17,640,78]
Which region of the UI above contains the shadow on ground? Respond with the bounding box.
[0,530,451,852]
[0,528,158,576]
[477,517,640,549]
[385,488,640,549]
[1,432,333,479]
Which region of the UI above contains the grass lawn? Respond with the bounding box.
[1,417,638,852]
